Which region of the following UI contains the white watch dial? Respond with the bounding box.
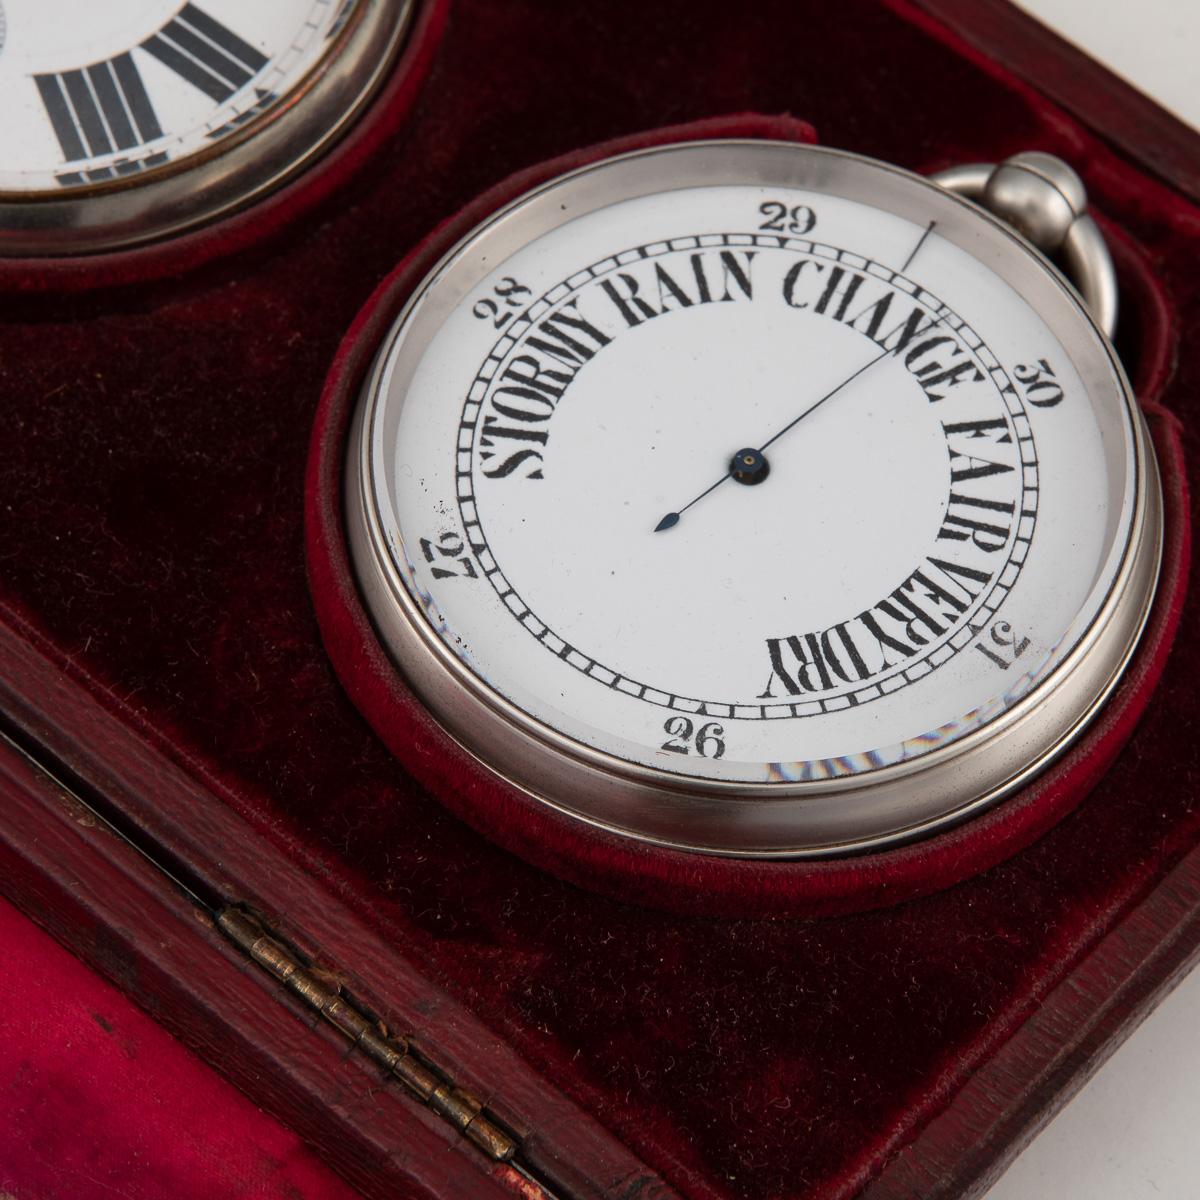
[0,0,355,190]
[349,142,1158,854]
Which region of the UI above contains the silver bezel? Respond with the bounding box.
[0,0,414,256]
[346,140,1162,858]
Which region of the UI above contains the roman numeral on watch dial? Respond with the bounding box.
[35,55,163,166]
[2,0,406,249]
[141,5,270,104]
[31,4,274,183]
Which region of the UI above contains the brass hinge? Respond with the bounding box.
[0,721,560,1196]
[216,906,519,1164]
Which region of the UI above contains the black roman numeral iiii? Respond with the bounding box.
[36,54,164,165]
[141,4,269,103]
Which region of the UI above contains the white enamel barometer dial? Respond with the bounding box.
[0,0,412,253]
[348,141,1161,856]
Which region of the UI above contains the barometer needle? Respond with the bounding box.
[655,284,949,534]
[900,219,937,274]
[653,343,893,533]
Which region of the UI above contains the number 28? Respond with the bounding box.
[472,276,531,330]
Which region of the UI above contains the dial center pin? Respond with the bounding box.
[730,447,770,485]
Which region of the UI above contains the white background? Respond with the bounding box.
[985,2,1199,1197]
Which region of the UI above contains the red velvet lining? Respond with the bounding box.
[0,896,359,1200]
[307,114,1188,919]
[1,2,1198,1197]
[0,0,448,292]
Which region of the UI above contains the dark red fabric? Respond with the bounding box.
[0,895,361,1200]
[0,2,1198,1198]
[306,115,1188,920]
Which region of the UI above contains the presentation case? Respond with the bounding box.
[0,2,1196,1197]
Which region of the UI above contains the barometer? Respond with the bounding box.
[344,140,1161,857]
[0,0,413,252]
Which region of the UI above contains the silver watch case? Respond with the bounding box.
[0,0,414,256]
[346,139,1162,859]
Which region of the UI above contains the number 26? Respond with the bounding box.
[660,716,726,759]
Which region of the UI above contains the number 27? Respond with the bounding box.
[420,530,477,579]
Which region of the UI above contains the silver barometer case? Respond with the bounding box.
[345,139,1162,858]
[0,0,414,255]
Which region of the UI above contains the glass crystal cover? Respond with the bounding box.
[355,144,1147,827]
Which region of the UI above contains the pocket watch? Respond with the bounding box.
[0,0,413,253]
[343,139,1161,858]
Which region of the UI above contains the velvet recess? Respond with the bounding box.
[308,116,1184,920]
[0,2,1196,1199]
